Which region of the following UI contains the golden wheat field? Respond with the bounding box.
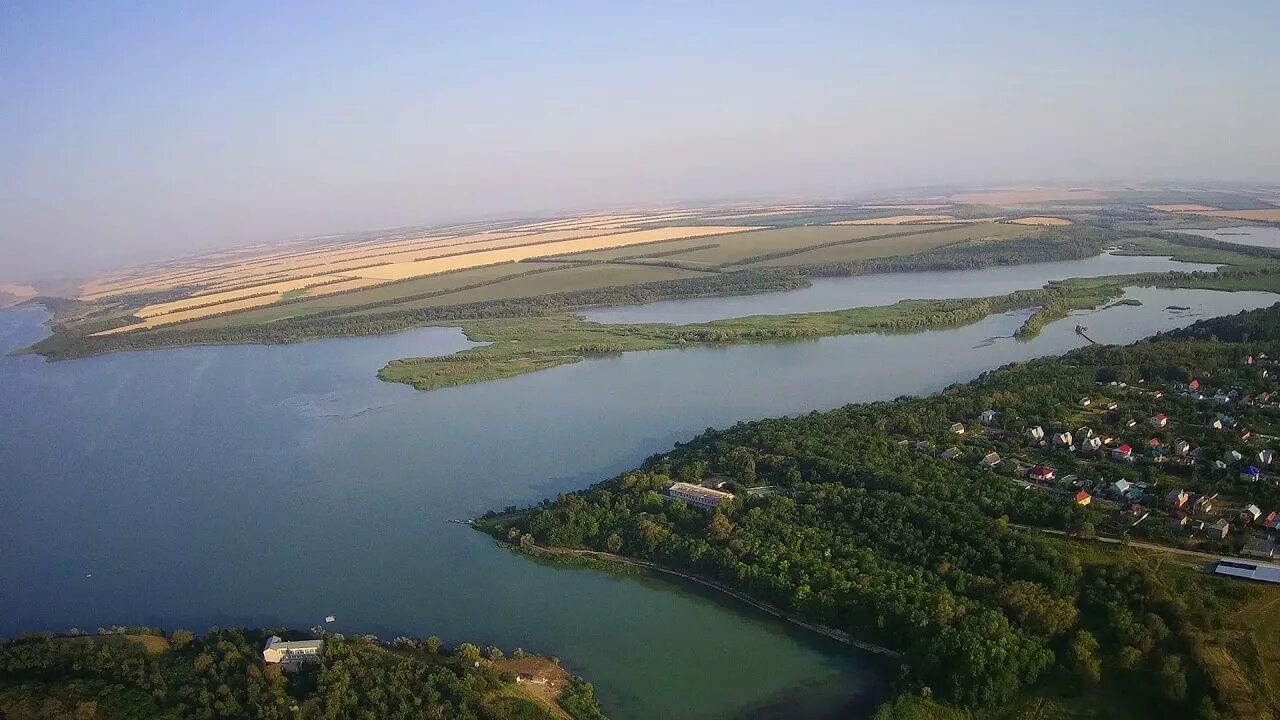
[833,214,956,225]
[1007,216,1072,226]
[82,220,761,333]
[1147,204,1221,212]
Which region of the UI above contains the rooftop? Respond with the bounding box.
[668,482,734,502]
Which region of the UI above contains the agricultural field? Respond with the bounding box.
[748,221,1039,267]
[24,188,1280,359]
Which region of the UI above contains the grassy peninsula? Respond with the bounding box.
[481,304,1280,719]
[0,626,607,720]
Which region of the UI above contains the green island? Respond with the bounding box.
[378,238,1280,394]
[0,626,607,720]
[478,304,1280,719]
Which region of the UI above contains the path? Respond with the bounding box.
[1009,523,1224,562]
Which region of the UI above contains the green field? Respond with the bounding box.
[748,222,1037,267]
[343,262,711,315]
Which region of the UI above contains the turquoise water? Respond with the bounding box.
[1,284,1274,719]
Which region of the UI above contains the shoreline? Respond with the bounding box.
[501,539,902,659]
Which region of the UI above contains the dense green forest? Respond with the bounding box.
[484,304,1280,719]
[0,628,607,720]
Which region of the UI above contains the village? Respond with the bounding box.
[912,352,1280,569]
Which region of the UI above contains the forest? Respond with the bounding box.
[483,304,1280,719]
[0,628,607,720]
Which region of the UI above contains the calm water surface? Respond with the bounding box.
[581,252,1217,325]
[1,284,1274,719]
[1179,225,1280,249]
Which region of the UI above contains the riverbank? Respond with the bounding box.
[493,536,901,659]
[380,267,1280,393]
[484,304,1280,719]
[0,626,610,720]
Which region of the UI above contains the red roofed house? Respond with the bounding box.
[1074,490,1092,506]
[1151,413,1168,428]
[1112,444,1134,461]
[1029,467,1055,483]
[1189,379,1201,391]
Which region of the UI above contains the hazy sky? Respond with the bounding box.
[3,1,1278,280]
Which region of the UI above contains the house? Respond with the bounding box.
[1246,356,1255,365]
[979,410,1000,425]
[1245,538,1279,559]
[1194,495,1215,513]
[1074,490,1092,506]
[1170,513,1189,530]
[1214,392,1231,404]
[1081,437,1103,452]
[1151,413,1168,428]
[1027,426,1045,442]
[1209,519,1231,540]
[263,637,324,669]
[1214,460,1229,470]
[1122,503,1145,518]
[667,482,735,511]
[949,422,966,435]
[1241,429,1253,441]
[1148,438,1162,449]
[1112,479,1132,497]
[913,440,931,453]
[1126,419,1138,428]
[517,673,552,686]
[1228,450,1245,462]
[1242,466,1262,482]
[980,451,1002,468]
[1211,419,1225,430]
[1167,489,1189,510]
[1174,439,1191,456]
[1188,379,1201,391]
[1079,397,1092,407]
[1029,467,1055,483]
[1052,431,1073,447]
[1263,511,1279,528]
[1242,504,1263,523]
[1106,401,1119,410]
[1260,450,1276,465]
[1076,426,1096,439]
[940,446,963,460]
[1112,444,1134,462]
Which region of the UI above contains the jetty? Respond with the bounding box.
[1075,324,1099,344]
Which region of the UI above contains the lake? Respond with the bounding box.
[1178,225,1280,249]
[580,252,1217,325]
[1,284,1275,719]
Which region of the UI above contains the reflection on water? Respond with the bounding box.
[1177,225,1280,249]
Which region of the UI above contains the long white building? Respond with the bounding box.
[666,482,735,511]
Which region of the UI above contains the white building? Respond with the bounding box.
[667,482,734,511]
[263,636,324,669]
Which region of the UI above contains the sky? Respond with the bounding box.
[2,1,1279,280]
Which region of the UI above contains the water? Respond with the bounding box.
[580,252,1218,325]
[1,284,1275,719]
[1178,225,1280,249]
